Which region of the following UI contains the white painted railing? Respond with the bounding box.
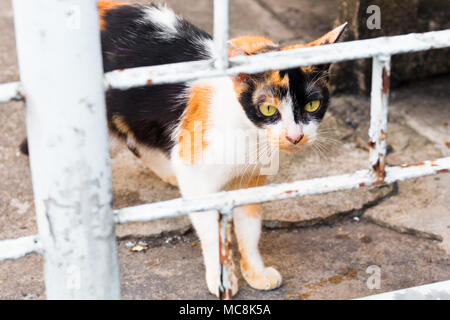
[0,0,449,300]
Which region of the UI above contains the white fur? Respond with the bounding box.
[233,205,282,290]
[138,145,178,186]
[272,89,303,140]
[142,5,179,38]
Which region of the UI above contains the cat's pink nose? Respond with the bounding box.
[286,133,304,145]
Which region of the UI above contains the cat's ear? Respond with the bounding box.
[306,22,347,74]
[228,42,249,58]
[305,22,348,48]
[281,22,348,74]
[228,43,250,85]
[282,23,348,51]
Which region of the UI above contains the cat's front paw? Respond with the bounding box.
[241,266,282,291]
[206,271,239,297]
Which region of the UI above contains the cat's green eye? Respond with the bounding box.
[259,104,277,117]
[305,100,321,113]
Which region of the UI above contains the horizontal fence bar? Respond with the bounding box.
[105,29,450,90]
[0,235,41,261]
[358,280,450,300]
[114,157,450,224]
[2,156,449,263]
[0,81,23,103]
[2,30,449,101]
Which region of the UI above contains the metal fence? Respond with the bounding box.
[0,0,450,300]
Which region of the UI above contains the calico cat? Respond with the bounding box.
[21,1,347,297]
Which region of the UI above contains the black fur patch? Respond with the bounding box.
[101,4,213,153]
[284,68,330,124]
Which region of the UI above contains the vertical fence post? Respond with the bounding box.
[12,0,120,299]
[369,55,391,183]
[218,208,234,300]
[214,0,233,300]
[213,0,229,70]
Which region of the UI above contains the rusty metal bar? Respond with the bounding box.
[2,30,449,99]
[111,157,450,224]
[104,29,450,90]
[369,55,391,183]
[2,157,449,263]
[218,207,234,300]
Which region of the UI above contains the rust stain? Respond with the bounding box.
[437,169,449,174]
[284,189,299,194]
[372,158,386,183]
[382,67,390,94]
[368,140,376,149]
[146,79,152,86]
[403,161,425,168]
[219,217,234,300]
[359,182,366,187]
[379,129,386,141]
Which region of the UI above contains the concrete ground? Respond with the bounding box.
[0,0,449,300]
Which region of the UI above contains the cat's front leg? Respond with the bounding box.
[175,165,239,297]
[233,204,282,291]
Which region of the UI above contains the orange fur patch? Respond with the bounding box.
[240,204,261,219]
[98,0,129,31]
[281,43,307,51]
[111,114,131,135]
[228,177,265,218]
[178,85,213,164]
[227,175,266,191]
[268,71,289,88]
[229,35,275,55]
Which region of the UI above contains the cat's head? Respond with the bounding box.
[230,24,347,153]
